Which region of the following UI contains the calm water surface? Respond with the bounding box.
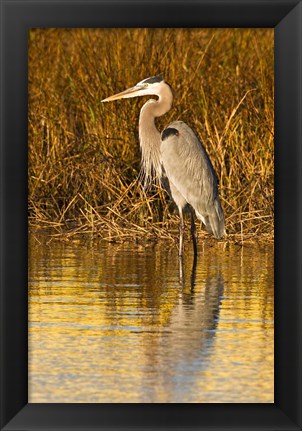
[28,236,274,403]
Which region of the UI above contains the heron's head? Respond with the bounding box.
[101,74,166,102]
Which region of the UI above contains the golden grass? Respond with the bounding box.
[28,28,274,243]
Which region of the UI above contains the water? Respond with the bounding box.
[28,235,274,403]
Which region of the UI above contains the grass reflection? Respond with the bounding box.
[29,235,273,402]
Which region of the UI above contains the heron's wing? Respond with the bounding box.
[160,121,225,238]
[161,121,218,208]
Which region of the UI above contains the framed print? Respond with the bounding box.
[1,0,301,430]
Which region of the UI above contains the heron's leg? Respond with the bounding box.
[190,252,198,291]
[190,209,198,257]
[178,209,185,257]
[178,255,184,286]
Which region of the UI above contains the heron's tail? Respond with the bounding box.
[196,198,225,240]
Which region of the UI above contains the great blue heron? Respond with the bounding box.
[102,74,225,256]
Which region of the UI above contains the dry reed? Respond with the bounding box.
[28,28,274,244]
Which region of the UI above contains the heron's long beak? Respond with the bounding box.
[101,85,143,102]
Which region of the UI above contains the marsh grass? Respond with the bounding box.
[28,28,274,243]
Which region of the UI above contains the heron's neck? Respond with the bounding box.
[138,84,173,184]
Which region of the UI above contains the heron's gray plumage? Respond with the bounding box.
[101,74,225,255]
[161,121,225,239]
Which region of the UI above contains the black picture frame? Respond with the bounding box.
[1,0,301,430]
